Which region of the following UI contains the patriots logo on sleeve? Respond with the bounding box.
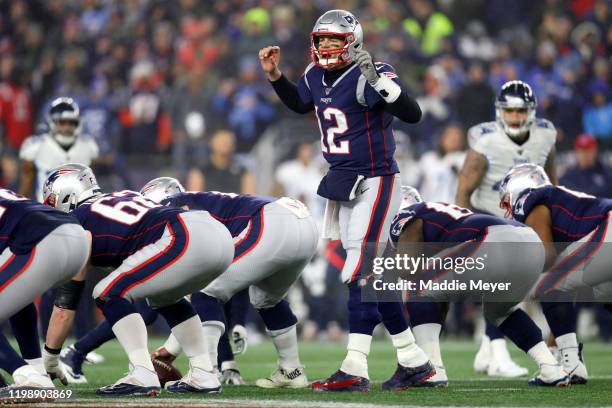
[390,209,416,239]
[381,72,398,79]
[513,192,530,217]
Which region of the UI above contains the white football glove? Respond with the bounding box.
[42,348,68,385]
[231,324,248,355]
[354,49,379,86]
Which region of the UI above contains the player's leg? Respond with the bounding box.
[0,331,55,402]
[9,304,44,375]
[315,175,431,391]
[478,319,528,377]
[61,300,158,384]
[93,212,233,395]
[483,226,568,386]
[247,204,318,389]
[532,215,612,385]
[406,300,449,387]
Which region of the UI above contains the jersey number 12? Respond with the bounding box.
[316,106,350,154]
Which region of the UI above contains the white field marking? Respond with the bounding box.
[31,399,534,408]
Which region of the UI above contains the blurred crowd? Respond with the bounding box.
[1,0,612,340]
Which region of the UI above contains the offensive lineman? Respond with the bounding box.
[454,80,581,378]
[142,177,318,389]
[0,188,90,401]
[499,163,608,382]
[260,10,434,391]
[391,186,569,387]
[41,164,234,396]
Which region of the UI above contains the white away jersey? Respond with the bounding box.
[19,133,99,202]
[467,119,556,216]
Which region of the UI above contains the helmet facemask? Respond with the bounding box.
[47,97,82,148]
[495,104,535,140]
[310,32,357,68]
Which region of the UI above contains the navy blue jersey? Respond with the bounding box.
[512,185,612,242]
[0,188,78,254]
[72,191,185,267]
[390,202,522,244]
[298,62,400,177]
[162,192,274,237]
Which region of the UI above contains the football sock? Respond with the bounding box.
[111,313,154,371]
[498,309,543,352]
[413,323,443,367]
[157,298,197,328]
[192,291,225,323]
[392,328,429,367]
[201,321,224,369]
[217,328,233,368]
[377,300,409,335]
[170,315,212,372]
[258,300,298,331]
[268,324,301,370]
[162,333,182,357]
[10,303,41,360]
[406,300,444,326]
[485,318,505,340]
[348,286,381,334]
[0,332,28,374]
[541,301,577,337]
[340,333,371,379]
[75,320,115,355]
[528,342,558,366]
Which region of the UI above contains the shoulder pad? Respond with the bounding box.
[535,118,554,129]
[19,134,45,160]
[467,122,496,148]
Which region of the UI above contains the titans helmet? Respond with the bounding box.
[43,163,102,212]
[310,10,363,68]
[499,163,551,218]
[400,185,423,209]
[46,97,81,147]
[140,177,185,203]
[495,80,537,140]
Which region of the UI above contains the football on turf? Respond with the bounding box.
[152,357,182,386]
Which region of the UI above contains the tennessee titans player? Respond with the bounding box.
[260,9,433,391]
[392,186,569,387]
[499,163,611,383]
[41,164,234,396]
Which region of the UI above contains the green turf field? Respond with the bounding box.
[15,339,612,407]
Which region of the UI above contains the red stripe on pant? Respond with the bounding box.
[349,175,394,282]
[0,249,36,293]
[232,209,265,264]
[99,216,190,299]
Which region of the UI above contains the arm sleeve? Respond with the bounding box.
[270,74,314,114]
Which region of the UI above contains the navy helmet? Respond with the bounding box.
[46,97,81,147]
[495,80,537,139]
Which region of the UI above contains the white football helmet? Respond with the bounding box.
[400,185,423,209]
[47,97,82,147]
[140,177,185,203]
[43,163,102,212]
[310,10,363,68]
[499,164,551,217]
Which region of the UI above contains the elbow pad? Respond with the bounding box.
[54,280,86,310]
[372,75,402,103]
